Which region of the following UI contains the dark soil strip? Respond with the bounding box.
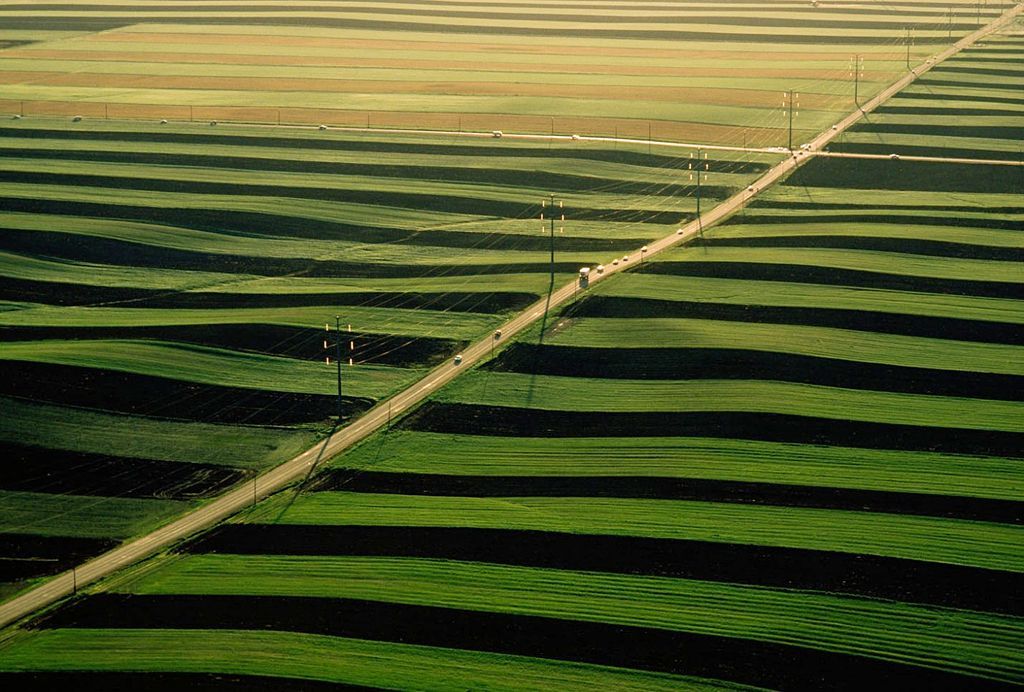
[35,594,1012,691]
[705,235,1024,262]
[574,295,1024,345]
[783,157,1023,194]
[0,441,245,500]
[637,261,1023,300]
[894,91,1024,106]
[0,16,944,44]
[488,343,1024,401]
[905,77,1024,91]
[0,148,729,199]
[0,673,370,691]
[935,65,1024,78]
[0,276,536,314]
[0,171,684,226]
[0,227,594,279]
[0,1,966,18]
[874,105,1024,117]
[828,141,1024,162]
[853,123,1024,139]
[312,470,1022,524]
[186,524,1023,615]
[0,5,976,32]
[0,324,461,368]
[0,127,729,171]
[749,199,1024,215]
[730,212,1024,231]
[402,403,1024,457]
[0,196,639,251]
[0,534,116,581]
[0,361,367,425]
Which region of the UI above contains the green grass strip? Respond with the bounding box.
[711,221,1024,249]
[663,246,1022,284]
[598,274,1024,324]
[0,340,422,398]
[0,396,318,469]
[0,304,498,340]
[0,491,186,540]
[333,431,1024,501]
[0,628,748,691]
[439,371,1024,432]
[122,554,1024,682]
[543,316,1024,375]
[253,492,1024,572]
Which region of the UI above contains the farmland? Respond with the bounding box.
[0,1,1022,690]
[0,0,984,145]
[0,118,773,601]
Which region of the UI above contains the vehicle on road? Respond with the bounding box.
[453,354,463,365]
[596,264,605,274]
[889,153,900,160]
[492,130,503,138]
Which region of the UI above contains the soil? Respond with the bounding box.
[572,296,1023,346]
[639,261,1024,300]
[312,468,1022,524]
[0,441,246,500]
[0,533,116,581]
[0,324,462,369]
[185,524,1023,615]
[402,403,1024,457]
[0,361,366,425]
[489,343,1024,401]
[35,593,1009,690]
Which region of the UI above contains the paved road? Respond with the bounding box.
[1,2,1020,632]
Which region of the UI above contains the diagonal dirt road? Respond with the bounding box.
[1,2,1020,631]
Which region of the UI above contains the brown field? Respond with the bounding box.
[5,48,891,84]
[0,97,805,146]
[0,70,837,109]
[88,30,894,63]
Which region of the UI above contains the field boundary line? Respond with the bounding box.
[1,2,1021,631]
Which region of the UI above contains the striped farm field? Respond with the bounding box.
[0,2,1022,691]
[832,28,1024,160]
[0,0,992,145]
[0,117,775,604]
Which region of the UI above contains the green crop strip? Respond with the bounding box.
[0,340,422,399]
[0,491,187,540]
[542,317,1024,375]
[0,397,318,469]
[333,431,1024,501]
[252,493,1024,572]
[119,554,1024,682]
[0,629,744,691]
[439,372,1024,432]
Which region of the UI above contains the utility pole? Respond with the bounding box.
[689,149,709,233]
[851,55,864,107]
[784,90,799,151]
[335,317,342,421]
[905,26,914,71]
[540,194,563,322]
[325,318,345,422]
